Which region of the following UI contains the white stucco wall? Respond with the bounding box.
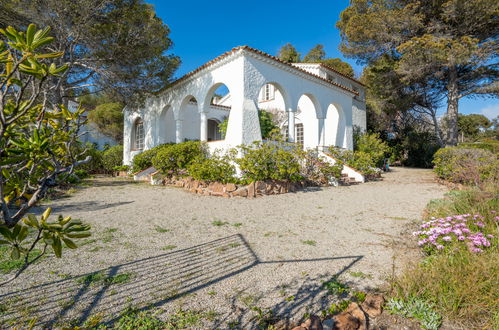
[123,47,365,165]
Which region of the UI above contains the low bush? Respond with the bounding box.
[433,147,498,186]
[458,139,499,155]
[77,142,104,174]
[132,143,173,172]
[102,145,123,172]
[188,152,237,183]
[152,141,206,176]
[328,147,379,178]
[355,132,389,167]
[391,187,498,328]
[236,141,303,182]
[301,151,342,185]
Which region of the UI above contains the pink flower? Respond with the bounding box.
[458,236,465,241]
[436,245,444,250]
[487,234,494,238]
[442,236,452,242]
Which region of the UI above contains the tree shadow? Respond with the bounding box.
[31,201,134,214]
[0,234,362,328]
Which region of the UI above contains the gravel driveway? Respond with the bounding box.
[0,167,447,328]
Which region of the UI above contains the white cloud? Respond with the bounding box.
[479,104,499,119]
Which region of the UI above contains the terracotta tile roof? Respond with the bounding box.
[157,46,359,96]
[316,63,365,87]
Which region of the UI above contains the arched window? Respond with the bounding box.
[133,119,144,150]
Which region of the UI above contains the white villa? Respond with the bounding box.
[123,46,366,165]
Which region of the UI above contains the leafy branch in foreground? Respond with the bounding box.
[0,24,92,284]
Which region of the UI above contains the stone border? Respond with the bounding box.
[160,176,305,198]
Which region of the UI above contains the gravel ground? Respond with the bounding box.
[0,167,447,328]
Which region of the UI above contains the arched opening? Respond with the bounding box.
[158,105,175,144]
[203,83,231,141]
[294,93,321,149]
[325,103,347,148]
[179,95,200,142]
[207,118,222,141]
[132,118,144,150]
[256,82,289,140]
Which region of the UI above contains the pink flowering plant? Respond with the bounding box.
[413,210,498,254]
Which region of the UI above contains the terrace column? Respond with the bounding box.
[287,110,296,142]
[200,112,208,142]
[175,119,183,143]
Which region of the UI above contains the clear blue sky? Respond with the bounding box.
[147,0,498,119]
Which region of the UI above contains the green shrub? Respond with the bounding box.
[152,141,206,176]
[433,147,498,185]
[102,145,123,172]
[187,152,237,183]
[218,110,280,139]
[132,143,172,172]
[355,132,389,167]
[301,151,342,185]
[236,141,303,182]
[458,139,499,155]
[76,143,104,173]
[392,186,498,328]
[328,147,379,178]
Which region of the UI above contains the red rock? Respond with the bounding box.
[300,315,323,330]
[346,302,367,330]
[361,294,384,318]
[332,312,359,330]
[247,182,256,197]
[208,182,225,193]
[255,181,266,193]
[232,187,248,197]
[225,183,237,192]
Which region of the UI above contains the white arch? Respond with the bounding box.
[158,105,175,144]
[295,94,321,149]
[325,103,347,148]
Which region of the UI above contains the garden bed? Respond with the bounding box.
[160,175,306,198]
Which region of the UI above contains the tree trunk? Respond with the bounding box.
[446,67,459,146]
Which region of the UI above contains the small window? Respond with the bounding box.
[261,84,275,101]
[134,119,144,150]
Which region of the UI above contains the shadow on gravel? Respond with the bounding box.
[0,234,362,327]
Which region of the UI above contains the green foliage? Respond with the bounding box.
[458,139,499,155]
[236,141,303,182]
[3,0,181,104]
[433,147,498,186]
[87,103,124,143]
[303,44,326,63]
[77,143,104,174]
[355,133,389,167]
[152,141,206,176]
[278,43,301,62]
[320,58,355,78]
[322,277,349,296]
[329,148,379,178]
[218,110,279,140]
[392,185,498,328]
[218,116,228,138]
[301,151,342,185]
[0,208,91,265]
[187,152,237,183]
[132,143,172,172]
[337,0,498,146]
[102,145,124,172]
[457,114,492,141]
[258,110,280,139]
[386,297,442,330]
[112,307,164,330]
[0,24,92,282]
